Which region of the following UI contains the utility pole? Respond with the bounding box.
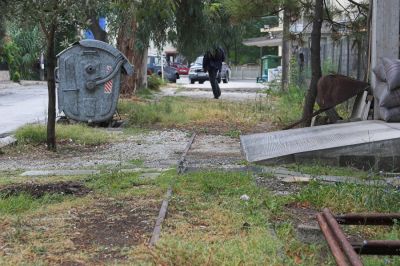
[371,0,399,119]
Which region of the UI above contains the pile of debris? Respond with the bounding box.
[373,57,400,121]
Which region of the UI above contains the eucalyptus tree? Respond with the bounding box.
[0,0,9,55]
[111,0,175,94]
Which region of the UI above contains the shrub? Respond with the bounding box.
[12,71,20,82]
[147,74,164,90]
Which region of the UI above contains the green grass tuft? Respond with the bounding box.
[85,172,153,196]
[0,193,66,215]
[285,162,378,179]
[15,124,112,145]
[295,181,400,213]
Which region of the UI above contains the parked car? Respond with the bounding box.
[147,55,180,83]
[170,63,189,75]
[188,56,230,84]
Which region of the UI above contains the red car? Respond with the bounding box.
[170,63,189,75]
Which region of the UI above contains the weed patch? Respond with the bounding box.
[120,97,274,134]
[0,193,66,215]
[295,181,400,213]
[15,124,112,145]
[285,163,378,179]
[85,172,155,196]
[267,84,306,125]
[135,171,328,265]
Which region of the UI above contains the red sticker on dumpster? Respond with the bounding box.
[104,65,113,94]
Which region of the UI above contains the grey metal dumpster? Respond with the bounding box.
[56,40,133,123]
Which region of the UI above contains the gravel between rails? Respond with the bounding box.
[0,130,245,172]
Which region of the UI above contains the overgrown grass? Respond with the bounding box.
[15,124,112,145]
[285,162,378,179]
[295,181,400,213]
[119,96,273,133]
[85,171,155,196]
[147,74,165,91]
[264,84,306,125]
[0,193,67,215]
[135,171,327,265]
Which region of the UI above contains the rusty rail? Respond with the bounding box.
[352,240,400,255]
[317,208,400,265]
[317,213,350,266]
[317,209,363,266]
[335,213,400,225]
[149,133,197,246]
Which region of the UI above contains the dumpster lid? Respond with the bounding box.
[57,40,134,76]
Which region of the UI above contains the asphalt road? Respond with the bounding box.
[0,82,48,136]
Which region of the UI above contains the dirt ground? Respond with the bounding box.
[0,181,91,198]
[71,198,159,262]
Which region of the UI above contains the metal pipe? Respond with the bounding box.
[317,213,349,266]
[323,208,363,266]
[335,213,400,225]
[352,240,400,255]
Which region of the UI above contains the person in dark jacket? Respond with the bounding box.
[202,46,225,99]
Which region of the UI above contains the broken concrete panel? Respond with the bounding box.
[21,169,100,177]
[339,155,376,170]
[377,156,400,172]
[281,176,311,183]
[241,121,400,171]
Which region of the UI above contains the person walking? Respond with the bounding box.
[202,46,225,99]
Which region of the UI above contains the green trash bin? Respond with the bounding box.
[257,55,281,82]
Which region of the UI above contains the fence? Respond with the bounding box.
[230,65,260,80]
[301,34,368,80]
[0,71,9,81]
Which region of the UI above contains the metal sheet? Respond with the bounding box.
[240,120,400,163]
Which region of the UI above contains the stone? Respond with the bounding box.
[296,224,324,244]
[139,172,161,180]
[20,170,100,177]
[0,136,16,149]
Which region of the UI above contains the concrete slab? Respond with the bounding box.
[21,170,100,177]
[0,136,17,148]
[240,121,400,170]
[119,168,171,174]
[139,172,161,179]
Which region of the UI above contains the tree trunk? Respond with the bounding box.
[46,22,57,150]
[134,47,148,90]
[0,13,6,55]
[88,15,107,43]
[117,16,148,94]
[281,9,290,92]
[301,0,323,127]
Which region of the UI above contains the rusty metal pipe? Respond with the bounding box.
[352,240,400,255]
[335,213,400,225]
[323,208,363,266]
[317,213,349,266]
